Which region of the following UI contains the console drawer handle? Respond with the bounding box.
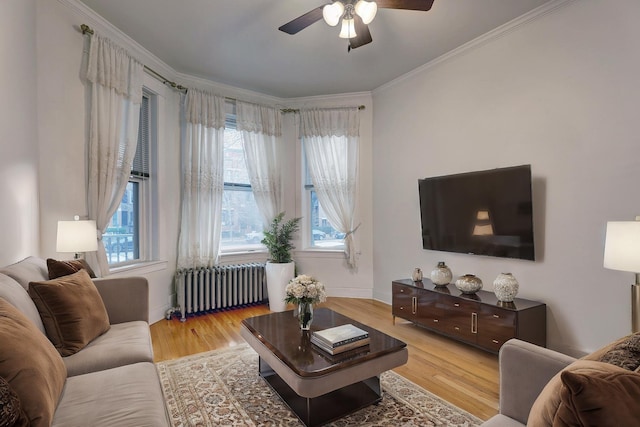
[454,303,460,307]
[493,314,500,318]
[454,326,460,331]
[433,319,439,323]
[492,339,499,344]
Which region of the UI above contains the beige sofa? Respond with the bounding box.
[0,256,169,427]
[482,337,640,426]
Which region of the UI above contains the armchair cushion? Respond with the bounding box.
[29,270,110,356]
[554,361,640,426]
[528,333,640,426]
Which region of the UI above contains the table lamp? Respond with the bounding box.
[56,215,98,259]
[603,219,640,333]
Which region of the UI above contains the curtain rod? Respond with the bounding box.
[79,24,365,113]
[81,24,187,92]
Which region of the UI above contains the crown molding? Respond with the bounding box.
[56,0,178,80]
[373,0,576,95]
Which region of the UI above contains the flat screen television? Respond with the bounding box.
[418,165,535,261]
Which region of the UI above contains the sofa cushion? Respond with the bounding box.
[64,321,154,376]
[0,298,66,427]
[29,269,110,356]
[553,361,640,426]
[52,362,169,427]
[46,258,96,279]
[0,375,29,427]
[0,273,46,334]
[0,257,48,291]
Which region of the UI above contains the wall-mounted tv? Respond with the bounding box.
[418,165,535,261]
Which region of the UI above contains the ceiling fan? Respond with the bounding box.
[278,0,435,51]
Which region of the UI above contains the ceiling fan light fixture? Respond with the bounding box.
[322,2,345,27]
[354,0,377,25]
[339,17,356,39]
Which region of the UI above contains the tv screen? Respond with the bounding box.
[418,165,535,261]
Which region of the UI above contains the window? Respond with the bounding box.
[105,91,153,265]
[303,153,345,249]
[220,109,264,252]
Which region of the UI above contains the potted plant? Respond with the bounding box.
[261,212,301,312]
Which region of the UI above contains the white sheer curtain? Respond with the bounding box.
[84,34,144,277]
[177,89,226,270]
[236,101,283,225]
[300,108,360,268]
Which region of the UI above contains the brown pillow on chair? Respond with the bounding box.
[29,269,110,356]
[553,361,640,427]
[46,258,96,279]
[0,298,66,427]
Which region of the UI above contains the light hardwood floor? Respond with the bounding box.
[150,297,499,421]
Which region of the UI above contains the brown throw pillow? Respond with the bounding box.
[596,332,640,371]
[0,376,29,427]
[554,361,640,427]
[0,298,66,427]
[46,258,96,279]
[29,269,110,356]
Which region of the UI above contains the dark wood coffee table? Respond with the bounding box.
[240,308,408,427]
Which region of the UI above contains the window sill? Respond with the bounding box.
[219,249,268,257]
[294,249,345,259]
[107,260,168,277]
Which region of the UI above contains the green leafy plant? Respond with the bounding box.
[261,212,301,263]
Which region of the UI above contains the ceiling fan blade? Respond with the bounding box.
[349,15,373,50]
[375,0,435,11]
[278,6,325,35]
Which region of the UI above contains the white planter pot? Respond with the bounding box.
[265,261,294,312]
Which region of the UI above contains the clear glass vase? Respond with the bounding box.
[298,302,313,330]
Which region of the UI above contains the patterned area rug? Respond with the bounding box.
[157,344,482,427]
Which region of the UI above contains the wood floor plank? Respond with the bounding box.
[150,297,499,420]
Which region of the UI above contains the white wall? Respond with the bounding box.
[0,0,39,265]
[372,0,640,355]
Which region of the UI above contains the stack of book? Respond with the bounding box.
[310,324,370,355]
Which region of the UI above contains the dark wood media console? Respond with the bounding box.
[392,278,546,353]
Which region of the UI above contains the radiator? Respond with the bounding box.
[175,263,266,321]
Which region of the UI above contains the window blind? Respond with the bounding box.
[132,94,150,178]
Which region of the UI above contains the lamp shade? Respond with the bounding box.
[603,221,640,273]
[339,18,356,39]
[322,2,345,27]
[57,220,98,253]
[354,0,377,25]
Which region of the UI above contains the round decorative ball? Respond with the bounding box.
[455,274,483,294]
[430,262,452,286]
[493,273,519,302]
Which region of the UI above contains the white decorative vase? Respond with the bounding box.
[265,261,294,312]
[455,274,483,295]
[430,262,452,286]
[412,268,423,282]
[493,273,519,302]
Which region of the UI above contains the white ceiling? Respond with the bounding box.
[79,0,552,98]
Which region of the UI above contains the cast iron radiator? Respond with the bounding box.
[175,263,266,321]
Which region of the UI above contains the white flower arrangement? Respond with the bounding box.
[284,274,327,305]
